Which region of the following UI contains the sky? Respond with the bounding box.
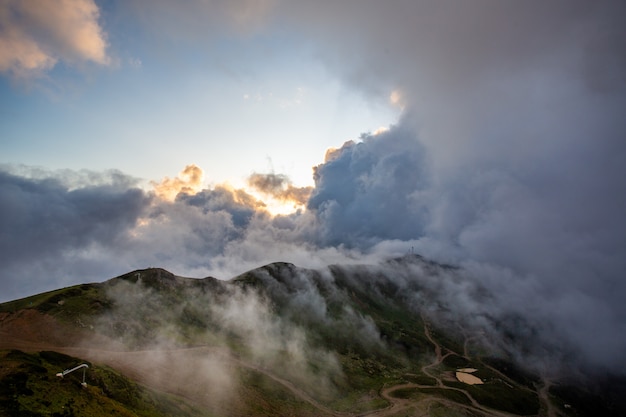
[1,0,626,374]
[0,0,399,188]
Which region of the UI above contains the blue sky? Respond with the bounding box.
[0,8,399,188]
[1,0,626,372]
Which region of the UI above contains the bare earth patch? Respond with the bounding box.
[455,371,483,385]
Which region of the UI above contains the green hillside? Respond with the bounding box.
[0,349,207,417]
[1,256,624,416]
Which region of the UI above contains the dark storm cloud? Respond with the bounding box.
[0,169,150,299]
[308,125,430,247]
[0,170,147,259]
[274,0,626,177]
[301,113,626,371]
[177,186,262,229]
[0,164,319,302]
[264,0,626,373]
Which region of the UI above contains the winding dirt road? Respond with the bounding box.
[1,309,554,417]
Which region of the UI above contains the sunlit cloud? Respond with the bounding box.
[247,172,312,215]
[0,29,56,74]
[323,141,354,163]
[372,126,389,135]
[221,183,267,210]
[0,0,109,78]
[152,164,204,201]
[389,89,405,109]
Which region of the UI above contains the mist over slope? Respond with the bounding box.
[2,146,625,378]
[0,349,207,417]
[2,258,626,416]
[4,67,626,371]
[51,255,599,383]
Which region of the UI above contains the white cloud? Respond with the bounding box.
[0,0,109,77]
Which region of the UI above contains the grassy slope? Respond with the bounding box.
[0,349,208,417]
[229,261,543,415]
[1,260,623,416]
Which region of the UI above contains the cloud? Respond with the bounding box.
[300,118,626,372]
[0,163,369,301]
[176,184,262,229]
[268,0,626,373]
[308,124,430,247]
[122,0,276,42]
[0,0,109,77]
[152,164,204,201]
[0,164,270,299]
[247,172,312,205]
[257,1,624,173]
[0,168,150,299]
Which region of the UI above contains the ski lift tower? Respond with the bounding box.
[56,364,89,387]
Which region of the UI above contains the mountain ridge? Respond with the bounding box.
[1,256,624,416]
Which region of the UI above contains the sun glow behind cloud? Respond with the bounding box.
[246,172,311,215]
[389,89,405,109]
[151,165,307,216]
[246,189,305,216]
[152,164,204,201]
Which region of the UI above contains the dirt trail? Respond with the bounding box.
[538,378,566,417]
[413,319,532,417]
[0,333,342,416]
[92,347,347,416]
[0,310,547,417]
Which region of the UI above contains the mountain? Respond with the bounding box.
[1,255,624,416]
